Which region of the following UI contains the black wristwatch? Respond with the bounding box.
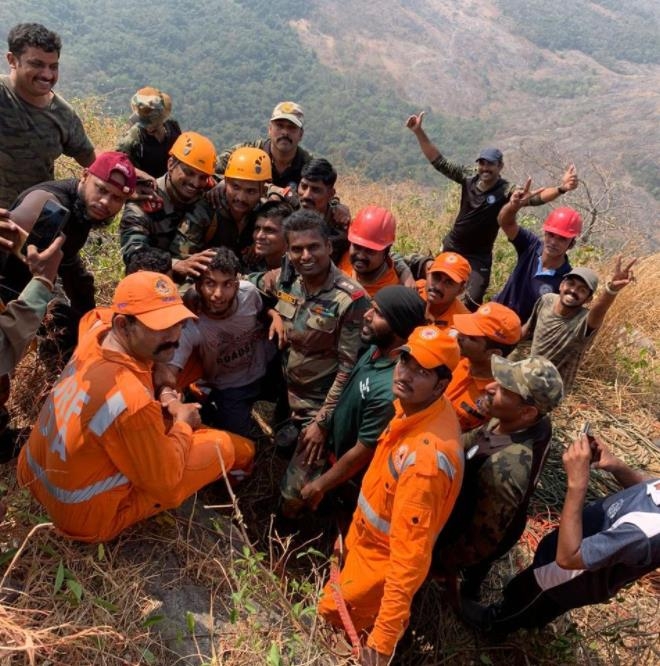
[557,185,567,194]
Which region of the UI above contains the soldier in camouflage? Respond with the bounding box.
[119,131,218,281]
[432,355,564,601]
[0,23,95,208]
[215,101,312,188]
[115,86,182,179]
[260,210,369,470]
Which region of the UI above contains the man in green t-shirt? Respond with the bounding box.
[0,23,95,208]
[280,285,426,515]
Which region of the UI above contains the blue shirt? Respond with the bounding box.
[493,227,571,323]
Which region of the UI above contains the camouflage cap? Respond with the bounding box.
[130,86,172,128]
[491,355,564,413]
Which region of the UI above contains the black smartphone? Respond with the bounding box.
[25,200,69,253]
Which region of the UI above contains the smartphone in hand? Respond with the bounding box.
[25,200,69,253]
[581,422,601,463]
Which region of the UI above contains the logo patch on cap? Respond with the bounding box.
[155,278,174,296]
[420,327,439,340]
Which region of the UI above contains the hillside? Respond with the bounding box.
[0,0,658,247]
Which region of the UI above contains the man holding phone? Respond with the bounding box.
[462,433,660,635]
[0,151,135,369]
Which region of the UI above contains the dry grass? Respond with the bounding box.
[0,101,659,664]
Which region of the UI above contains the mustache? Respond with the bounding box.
[155,341,179,354]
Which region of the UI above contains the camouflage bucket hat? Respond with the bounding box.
[130,86,172,128]
[491,355,564,413]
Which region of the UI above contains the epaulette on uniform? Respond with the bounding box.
[335,275,366,301]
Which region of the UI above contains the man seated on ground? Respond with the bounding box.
[17,271,255,543]
[244,199,293,272]
[259,210,369,459]
[462,433,660,635]
[0,151,136,365]
[162,247,282,440]
[337,205,415,296]
[116,86,181,179]
[446,302,522,432]
[416,251,471,329]
[216,101,311,188]
[406,111,578,308]
[280,286,426,515]
[119,131,218,281]
[205,147,273,262]
[493,178,583,323]
[520,258,636,392]
[0,22,96,208]
[433,355,564,601]
[319,326,463,664]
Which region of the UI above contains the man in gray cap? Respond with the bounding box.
[280,285,427,516]
[406,111,577,308]
[216,100,311,188]
[432,355,564,600]
[520,256,636,391]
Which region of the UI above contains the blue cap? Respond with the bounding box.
[477,148,503,164]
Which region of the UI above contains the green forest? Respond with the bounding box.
[0,0,489,185]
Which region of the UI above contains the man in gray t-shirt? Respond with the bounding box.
[166,247,281,439]
[0,23,95,208]
[522,258,635,391]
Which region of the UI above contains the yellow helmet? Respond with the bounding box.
[225,147,272,182]
[169,131,217,176]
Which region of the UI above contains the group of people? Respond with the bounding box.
[0,22,656,666]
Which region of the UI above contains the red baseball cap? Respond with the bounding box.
[111,271,196,330]
[88,151,137,196]
[453,302,522,345]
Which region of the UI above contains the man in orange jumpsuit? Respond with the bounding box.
[338,205,415,296]
[416,251,471,329]
[18,271,254,542]
[446,302,522,431]
[318,325,463,664]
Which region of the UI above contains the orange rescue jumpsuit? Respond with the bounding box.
[339,252,401,298]
[318,395,463,656]
[445,357,491,432]
[17,317,254,542]
[415,280,469,330]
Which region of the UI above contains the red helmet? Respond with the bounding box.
[542,207,583,239]
[348,206,397,251]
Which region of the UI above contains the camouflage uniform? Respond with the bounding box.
[267,262,369,425]
[217,138,312,188]
[433,356,564,590]
[0,76,94,208]
[119,175,215,267]
[115,119,181,178]
[205,190,260,259]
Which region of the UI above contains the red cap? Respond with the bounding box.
[428,252,471,283]
[453,302,522,345]
[111,271,196,330]
[399,325,460,371]
[88,151,137,196]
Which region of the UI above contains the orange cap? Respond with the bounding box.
[399,325,460,371]
[452,302,522,345]
[111,271,197,330]
[428,252,471,283]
